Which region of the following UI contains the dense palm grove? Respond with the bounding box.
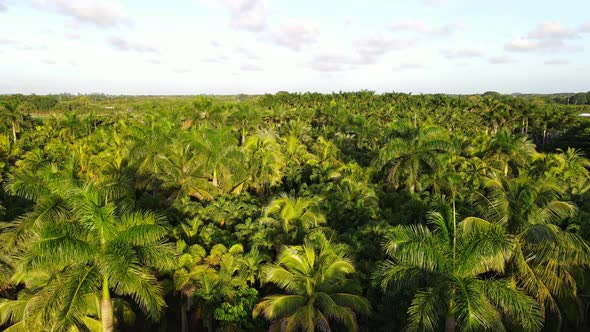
[1,91,590,332]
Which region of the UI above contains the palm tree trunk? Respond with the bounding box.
[101,276,114,332]
[449,200,459,332]
[445,314,456,332]
[12,120,17,143]
[207,312,214,332]
[181,295,193,332]
[445,293,456,332]
[543,127,547,150]
[212,169,218,187]
[181,305,188,332]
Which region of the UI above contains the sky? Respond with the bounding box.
[0,0,589,95]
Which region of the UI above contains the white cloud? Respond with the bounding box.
[305,52,358,72]
[528,21,578,40]
[544,59,570,65]
[173,67,190,74]
[506,21,582,53]
[202,55,229,64]
[389,20,461,37]
[109,37,159,53]
[441,48,482,59]
[65,32,80,40]
[354,34,414,60]
[302,34,415,72]
[489,55,514,64]
[505,37,563,52]
[579,21,590,33]
[240,63,263,71]
[0,0,6,11]
[0,38,17,45]
[268,21,319,51]
[204,0,267,32]
[235,46,258,60]
[393,63,423,71]
[17,44,49,51]
[31,0,132,27]
[0,38,49,52]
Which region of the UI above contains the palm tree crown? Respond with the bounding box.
[254,234,370,332]
[374,202,544,332]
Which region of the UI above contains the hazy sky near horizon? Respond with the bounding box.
[1,0,589,95]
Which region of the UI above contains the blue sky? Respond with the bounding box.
[0,0,589,95]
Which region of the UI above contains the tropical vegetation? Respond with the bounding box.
[1,91,590,331]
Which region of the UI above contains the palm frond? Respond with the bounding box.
[454,277,503,332]
[479,279,544,332]
[253,294,307,320]
[330,293,371,316]
[405,287,445,332]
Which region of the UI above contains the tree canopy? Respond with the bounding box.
[1,92,590,331]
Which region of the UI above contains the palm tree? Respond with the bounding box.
[126,113,174,179]
[321,163,379,229]
[0,273,136,332]
[282,134,318,188]
[477,96,509,134]
[373,202,544,332]
[483,130,537,176]
[0,101,25,143]
[158,141,214,200]
[56,110,91,142]
[227,103,262,145]
[259,194,326,242]
[191,126,243,193]
[554,148,590,195]
[3,170,175,332]
[470,174,590,326]
[253,234,370,331]
[376,122,454,193]
[0,134,19,177]
[241,129,285,195]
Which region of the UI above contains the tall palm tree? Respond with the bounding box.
[471,173,590,327]
[191,126,243,193]
[0,101,25,143]
[227,103,262,145]
[477,96,509,134]
[253,234,370,331]
[376,122,454,193]
[374,202,544,332]
[0,273,136,332]
[3,170,175,332]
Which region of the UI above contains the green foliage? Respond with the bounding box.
[1,92,590,331]
[253,233,371,331]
